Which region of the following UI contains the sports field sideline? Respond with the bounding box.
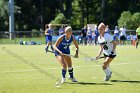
[0,44,140,93]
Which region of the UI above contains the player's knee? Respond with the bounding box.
[61,64,67,69]
[102,65,107,70]
[102,62,108,69]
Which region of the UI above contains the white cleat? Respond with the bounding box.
[68,76,78,82]
[104,72,112,81]
[61,78,66,83]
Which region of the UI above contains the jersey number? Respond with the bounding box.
[64,46,68,49]
[103,45,108,50]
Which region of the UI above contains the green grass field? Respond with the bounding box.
[0,44,140,93]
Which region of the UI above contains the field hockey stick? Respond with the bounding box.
[84,56,105,62]
[47,50,78,58]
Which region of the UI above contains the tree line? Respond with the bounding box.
[0,0,140,31]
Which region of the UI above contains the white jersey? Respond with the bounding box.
[119,27,126,36]
[98,33,116,55]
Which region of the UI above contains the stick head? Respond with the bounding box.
[84,57,97,62]
[84,56,105,62]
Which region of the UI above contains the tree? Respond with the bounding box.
[51,13,66,24]
[0,0,20,31]
[118,11,140,29]
[0,0,9,31]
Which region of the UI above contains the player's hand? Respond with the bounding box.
[109,51,114,56]
[59,52,64,56]
[76,49,78,55]
[95,56,100,60]
[74,54,78,58]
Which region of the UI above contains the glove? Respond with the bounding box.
[74,54,78,58]
[109,51,114,56]
[73,49,78,58]
[96,56,100,60]
[76,49,78,54]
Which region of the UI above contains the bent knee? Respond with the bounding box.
[102,62,109,69]
[61,63,67,69]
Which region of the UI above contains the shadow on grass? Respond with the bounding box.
[68,82,113,85]
[111,80,140,83]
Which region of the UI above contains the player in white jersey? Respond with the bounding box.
[119,25,126,45]
[96,23,117,81]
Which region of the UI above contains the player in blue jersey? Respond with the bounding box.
[53,26,79,83]
[87,27,92,45]
[45,24,54,52]
[59,25,65,36]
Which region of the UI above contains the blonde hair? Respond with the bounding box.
[65,26,72,32]
[98,23,106,29]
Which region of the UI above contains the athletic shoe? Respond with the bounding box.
[104,72,112,81]
[61,78,66,83]
[68,76,78,82]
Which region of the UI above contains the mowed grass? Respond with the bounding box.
[0,44,140,93]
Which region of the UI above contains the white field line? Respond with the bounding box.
[0,62,140,74]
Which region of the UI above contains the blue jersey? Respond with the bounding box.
[87,30,92,39]
[94,29,99,37]
[47,28,53,35]
[56,34,73,55]
[59,28,64,35]
[45,28,53,42]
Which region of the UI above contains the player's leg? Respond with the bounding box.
[63,56,77,82]
[115,37,118,45]
[136,37,139,48]
[50,42,54,51]
[89,37,92,45]
[119,36,122,45]
[135,39,138,48]
[45,42,49,52]
[94,37,97,45]
[49,36,54,51]
[102,57,114,81]
[56,55,67,83]
[45,36,49,52]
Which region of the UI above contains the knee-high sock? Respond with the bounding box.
[104,67,111,76]
[62,69,67,78]
[68,67,73,78]
[51,45,54,51]
[45,45,49,50]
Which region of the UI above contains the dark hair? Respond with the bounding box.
[45,24,49,29]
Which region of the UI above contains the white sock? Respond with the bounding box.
[104,67,111,76]
[107,67,112,73]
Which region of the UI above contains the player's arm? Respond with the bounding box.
[110,40,117,52]
[96,45,103,58]
[45,29,49,35]
[53,36,63,54]
[72,35,79,57]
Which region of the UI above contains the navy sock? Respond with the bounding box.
[51,45,54,51]
[62,69,67,78]
[68,68,73,78]
[45,46,49,50]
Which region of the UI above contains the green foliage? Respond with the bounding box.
[32,29,40,37]
[131,13,140,28]
[70,0,82,29]
[118,11,140,29]
[1,0,140,31]
[51,13,67,24]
